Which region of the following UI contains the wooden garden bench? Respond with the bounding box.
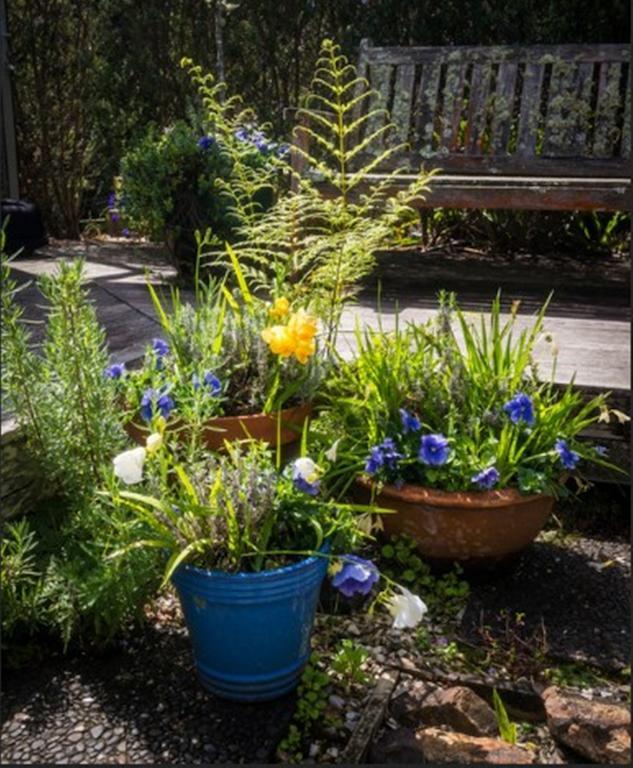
[294,41,631,211]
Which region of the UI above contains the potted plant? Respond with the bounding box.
[322,293,616,569]
[105,246,324,453]
[106,432,427,701]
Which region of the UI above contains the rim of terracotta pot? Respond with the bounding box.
[356,476,550,509]
[125,400,312,430]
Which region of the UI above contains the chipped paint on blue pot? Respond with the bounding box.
[171,550,328,702]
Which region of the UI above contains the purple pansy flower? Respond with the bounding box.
[419,434,450,466]
[400,408,421,434]
[291,457,320,496]
[197,135,215,151]
[471,466,500,489]
[503,392,535,426]
[331,556,380,598]
[152,338,169,357]
[555,439,580,470]
[364,437,402,475]
[104,362,126,380]
[140,388,175,423]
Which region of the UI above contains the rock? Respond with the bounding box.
[369,727,425,763]
[68,731,84,743]
[542,686,631,765]
[328,694,346,710]
[416,727,536,764]
[419,686,498,737]
[390,680,437,726]
[91,725,104,740]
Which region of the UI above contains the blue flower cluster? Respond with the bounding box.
[234,125,288,157]
[362,392,590,489]
[105,362,126,379]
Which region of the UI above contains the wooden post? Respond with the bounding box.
[0,0,19,199]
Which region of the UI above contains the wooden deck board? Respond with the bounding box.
[3,239,630,421]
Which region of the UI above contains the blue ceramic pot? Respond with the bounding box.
[171,551,328,702]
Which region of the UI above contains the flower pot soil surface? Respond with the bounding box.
[125,401,312,451]
[356,478,554,569]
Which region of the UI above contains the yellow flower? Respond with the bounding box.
[261,325,296,357]
[262,308,318,364]
[268,296,290,319]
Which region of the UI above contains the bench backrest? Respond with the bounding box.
[356,41,630,177]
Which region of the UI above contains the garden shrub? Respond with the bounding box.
[119,73,286,278]
[1,258,162,655]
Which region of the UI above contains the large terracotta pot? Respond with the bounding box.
[125,402,312,452]
[356,478,554,569]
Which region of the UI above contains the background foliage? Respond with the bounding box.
[8,0,630,239]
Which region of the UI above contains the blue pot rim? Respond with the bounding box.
[175,542,331,584]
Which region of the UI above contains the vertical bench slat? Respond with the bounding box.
[464,60,494,154]
[568,61,595,156]
[490,61,518,153]
[593,61,623,157]
[542,58,578,155]
[516,62,546,156]
[415,60,442,153]
[621,65,631,158]
[365,63,393,145]
[390,63,416,144]
[440,57,468,151]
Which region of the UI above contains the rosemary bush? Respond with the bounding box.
[1,258,162,651]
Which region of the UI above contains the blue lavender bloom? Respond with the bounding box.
[111,213,120,223]
[203,372,221,396]
[594,445,608,457]
[140,388,175,422]
[276,143,290,159]
[122,228,130,237]
[152,338,169,357]
[555,439,580,470]
[197,135,215,151]
[253,132,268,151]
[331,556,380,598]
[471,466,500,490]
[234,127,249,142]
[193,372,221,396]
[400,408,421,434]
[104,362,126,380]
[107,191,117,209]
[419,434,450,466]
[503,392,535,426]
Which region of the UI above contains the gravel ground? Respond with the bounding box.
[460,535,631,670]
[1,599,295,765]
[2,535,629,764]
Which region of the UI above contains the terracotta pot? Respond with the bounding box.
[356,478,554,569]
[125,402,312,452]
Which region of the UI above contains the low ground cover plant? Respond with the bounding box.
[322,292,614,497]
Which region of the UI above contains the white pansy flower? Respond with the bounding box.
[325,438,341,463]
[146,432,163,453]
[387,586,428,629]
[113,447,147,485]
[293,457,319,483]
